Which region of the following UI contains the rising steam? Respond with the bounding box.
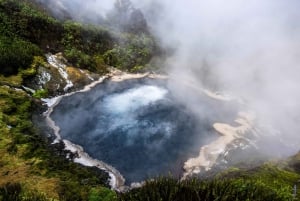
[133,0,300,157]
[41,0,300,158]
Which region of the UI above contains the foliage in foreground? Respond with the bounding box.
[1,1,300,201]
[0,86,111,200]
[0,183,48,201]
[119,166,300,201]
[120,178,292,201]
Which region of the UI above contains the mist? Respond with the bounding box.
[41,0,300,158]
[132,0,300,158]
[35,0,113,22]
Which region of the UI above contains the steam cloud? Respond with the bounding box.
[35,0,114,22]
[42,0,300,157]
[134,0,300,158]
[138,0,300,157]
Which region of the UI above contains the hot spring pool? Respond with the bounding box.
[51,78,238,184]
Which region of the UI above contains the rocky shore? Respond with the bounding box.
[39,52,256,190]
[183,111,255,179]
[41,55,166,190]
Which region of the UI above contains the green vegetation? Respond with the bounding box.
[0,0,157,77]
[32,89,48,98]
[0,183,48,201]
[1,0,300,200]
[22,56,46,80]
[0,35,41,76]
[0,85,110,200]
[88,187,117,201]
[103,34,155,72]
[61,21,156,72]
[0,1,141,199]
[0,0,55,76]
[119,165,300,201]
[0,0,61,44]
[61,21,112,72]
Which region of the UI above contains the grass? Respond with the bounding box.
[0,182,51,201]
[0,86,60,199]
[119,167,299,201]
[1,0,300,200]
[0,85,111,200]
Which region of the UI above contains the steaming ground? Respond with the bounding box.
[51,78,240,184]
[38,0,300,161]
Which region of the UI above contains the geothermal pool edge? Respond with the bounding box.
[42,71,167,191]
[42,69,253,191]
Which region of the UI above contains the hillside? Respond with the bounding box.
[0,0,300,200]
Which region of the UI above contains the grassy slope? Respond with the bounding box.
[0,0,300,201]
[0,84,116,201]
[119,165,300,201]
[0,0,118,200]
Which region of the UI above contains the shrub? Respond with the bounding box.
[103,34,155,71]
[88,187,117,201]
[0,182,48,201]
[33,89,48,99]
[64,48,96,71]
[0,35,41,76]
[0,182,22,201]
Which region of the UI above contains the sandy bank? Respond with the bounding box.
[108,68,168,82]
[183,112,255,179]
[63,140,126,191]
[202,89,233,101]
[43,67,252,187]
[43,76,127,190]
[42,69,167,191]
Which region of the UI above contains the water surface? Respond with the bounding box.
[51,78,238,184]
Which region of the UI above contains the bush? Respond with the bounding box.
[0,86,111,200]
[0,0,63,48]
[0,182,22,201]
[0,182,48,201]
[88,187,117,201]
[64,48,96,70]
[103,34,155,71]
[62,21,113,55]
[33,89,48,99]
[21,56,47,80]
[0,35,41,76]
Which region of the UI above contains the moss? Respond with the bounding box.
[32,89,48,99]
[0,56,46,87]
[22,56,47,79]
[0,75,23,87]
